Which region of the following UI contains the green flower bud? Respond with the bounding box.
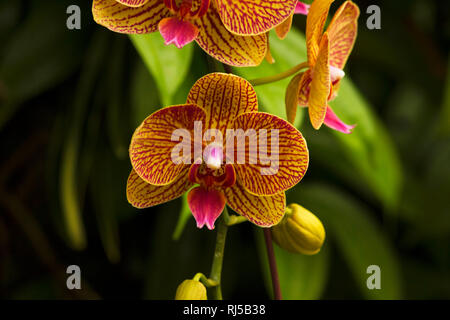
[175,280,207,300]
[272,203,325,255]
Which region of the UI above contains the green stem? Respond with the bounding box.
[263,228,282,300]
[209,210,229,300]
[249,62,309,86]
[222,206,247,226]
[193,273,219,288]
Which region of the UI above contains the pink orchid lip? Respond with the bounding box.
[295,2,310,15]
[158,17,199,49]
[324,106,355,134]
[187,186,226,230]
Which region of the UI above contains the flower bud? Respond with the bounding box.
[272,203,325,255]
[175,280,207,300]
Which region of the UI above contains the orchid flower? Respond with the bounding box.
[127,73,309,230]
[286,0,360,133]
[92,0,298,66]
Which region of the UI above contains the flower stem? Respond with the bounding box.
[192,273,219,288]
[249,62,309,86]
[209,209,229,300]
[263,228,282,300]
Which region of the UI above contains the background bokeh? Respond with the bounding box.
[0,0,449,299]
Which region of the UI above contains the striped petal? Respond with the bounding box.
[130,104,206,186]
[188,186,226,230]
[231,112,309,196]
[324,106,355,134]
[306,0,334,65]
[308,33,330,130]
[297,69,312,106]
[186,73,258,135]
[216,0,297,35]
[115,0,150,7]
[275,14,293,40]
[126,167,192,208]
[326,1,360,69]
[224,182,285,227]
[92,0,171,34]
[285,72,303,124]
[215,0,297,36]
[194,3,267,67]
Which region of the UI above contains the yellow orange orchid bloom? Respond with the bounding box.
[127,73,309,229]
[286,0,360,133]
[92,0,299,67]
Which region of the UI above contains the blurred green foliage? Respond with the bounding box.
[0,0,449,299]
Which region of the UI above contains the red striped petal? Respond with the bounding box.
[194,2,267,67]
[306,0,334,65]
[126,167,192,208]
[92,0,171,34]
[215,0,297,36]
[326,1,360,69]
[115,0,150,7]
[230,112,309,196]
[130,104,206,186]
[308,33,330,130]
[186,73,258,136]
[224,182,285,227]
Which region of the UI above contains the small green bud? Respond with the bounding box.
[272,203,325,255]
[175,280,207,300]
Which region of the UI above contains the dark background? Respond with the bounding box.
[0,0,449,299]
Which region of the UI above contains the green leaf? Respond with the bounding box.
[329,79,403,211]
[90,149,121,264]
[291,183,403,299]
[129,33,194,106]
[255,229,329,300]
[130,59,161,128]
[172,193,191,241]
[275,245,329,300]
[0,1,83,129]
[59,31,109,250]
[106,37,129,159]
[438,54,450,135]
[237,27,402,211]
[235,31,307,127]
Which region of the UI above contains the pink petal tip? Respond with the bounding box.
[295,2,310,15]
[324,106,356,134]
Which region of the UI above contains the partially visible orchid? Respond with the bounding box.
[127,73,309,230]
[92,0,299,66]
[285,0,360,133]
